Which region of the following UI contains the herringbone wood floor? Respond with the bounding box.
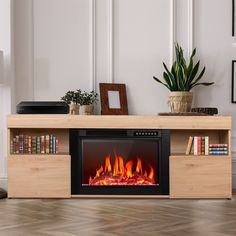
[0,196,236,236]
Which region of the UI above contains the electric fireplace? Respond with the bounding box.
[70,129,170,195]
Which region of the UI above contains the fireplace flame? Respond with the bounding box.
[148,165,154,179]
[104,155,112,173]
[96,165,103,177]
[91,153,156,186]
[125,160,133,178]
[136,158,143,174]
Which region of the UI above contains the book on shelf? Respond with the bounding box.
[185,136,193,154]
[208,143,228,155]
[185,141,229,156]
[209,150,228,155]
[10,134,59,155]
[188,135,209,156]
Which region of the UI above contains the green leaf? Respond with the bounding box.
[190,82,214,89]
[188,61,200,84]
[153,76,170,90]
[163,62,178,90]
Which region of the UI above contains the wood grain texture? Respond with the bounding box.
[7,115,232,130]
[8,155,71,198]
[1,197,236,235]
[170,156,232,198]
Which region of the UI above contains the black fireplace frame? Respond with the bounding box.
[70,129,170,195]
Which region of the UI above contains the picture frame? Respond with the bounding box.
[233,0,235,36]
[99,83,128,115]
[232,60,236,103]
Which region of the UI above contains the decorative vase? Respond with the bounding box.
[168,91,193,113]
[69,104,80,115]
[79,104,94,115]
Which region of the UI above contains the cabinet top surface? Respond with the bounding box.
[7,115,232,130]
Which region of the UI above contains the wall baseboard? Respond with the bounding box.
[0,177,7,191]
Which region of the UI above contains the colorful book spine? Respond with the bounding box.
[209,150,228,155]
[201,136,205,155]
[205,136,209,155]
[45,135,50,154]
[31,136,36,154]
[15,135,19,154]
[194,136,198,155]
[192,136,209,156]
[11,134,59,155]
[36,136,41,154]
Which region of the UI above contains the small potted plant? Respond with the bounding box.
[153,44,214,112]
[61,90,80,115]
[78,90,98,115]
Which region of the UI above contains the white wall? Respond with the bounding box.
[2,0,235,189]
[0,0,13,190]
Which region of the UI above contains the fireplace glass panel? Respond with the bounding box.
[82,139,159,186]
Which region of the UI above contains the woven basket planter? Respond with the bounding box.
[79,104,94,115]
[69,104,80,115]
[168,92,193,113]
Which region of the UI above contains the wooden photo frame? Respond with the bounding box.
[232,60,236,103]
[99,83,128,115]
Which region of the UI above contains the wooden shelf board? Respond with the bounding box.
[7,115,232,130]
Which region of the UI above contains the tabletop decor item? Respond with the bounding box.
[153,44,214,112]
[61,90,80,115]
[78,90,98,115]
[61,90,98,115]
[191,107,218,115]
[99,83,128,115]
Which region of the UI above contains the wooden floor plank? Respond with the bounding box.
[0,197,236,235]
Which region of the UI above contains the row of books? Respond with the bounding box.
[10,134,59,154]
[185,136,228,155]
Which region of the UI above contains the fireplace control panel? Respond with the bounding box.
[133,131,160,137]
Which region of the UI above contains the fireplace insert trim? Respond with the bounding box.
[70,129,170,195]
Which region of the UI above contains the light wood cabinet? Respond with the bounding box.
[7,128,71,198]
[7,115,232,199]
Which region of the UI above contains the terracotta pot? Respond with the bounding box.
[69,104,80,115]
[79,104,94,115]
[168,92,193,113]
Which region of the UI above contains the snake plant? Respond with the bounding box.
[153,44,214,91]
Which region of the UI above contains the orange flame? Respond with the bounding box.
[96,165,103,177]
[118,156,126,176]
[113,156,119,176]
[136,158,143,174]
[125,160,133,178]
[148,165,154,180]
[104,155,112,173]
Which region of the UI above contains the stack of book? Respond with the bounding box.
[186,136,209,155]
[209,144,228,155]
[10,134,59,154]
[186,136,228,156]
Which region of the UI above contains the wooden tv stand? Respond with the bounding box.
[7,115,232,199]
